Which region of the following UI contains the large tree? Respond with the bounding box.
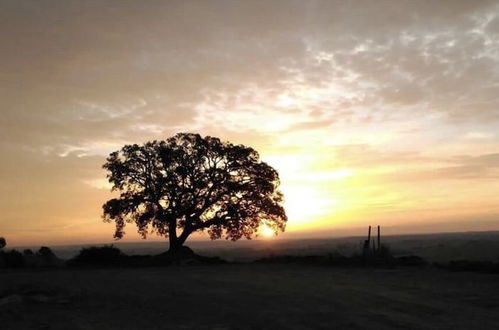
[102,133,287,253]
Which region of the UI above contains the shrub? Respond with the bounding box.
[0,250,25,268]
[38,246,55,258]
[67,245,126,267]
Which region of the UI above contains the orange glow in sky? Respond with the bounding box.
[259,224,276,238]
[2,1,499,246]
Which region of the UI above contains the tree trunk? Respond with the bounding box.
[168,237,182,254]
[167,227,192,256]
[167,219,180,254]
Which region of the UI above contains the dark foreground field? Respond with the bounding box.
[1,265,499,330]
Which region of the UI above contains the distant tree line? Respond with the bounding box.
[2,238,498,274]
[0,244,62,268]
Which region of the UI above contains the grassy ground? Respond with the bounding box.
[1,265,499,329]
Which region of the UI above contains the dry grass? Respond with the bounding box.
[1,264,499,329]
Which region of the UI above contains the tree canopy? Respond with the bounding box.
[102,133,287,252]
[0,237,5,249]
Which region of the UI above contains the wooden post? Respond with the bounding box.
[363,225,372,264]
[367,225,371,244]
[377,225,381,252]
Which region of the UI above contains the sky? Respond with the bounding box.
[2,0,499,246]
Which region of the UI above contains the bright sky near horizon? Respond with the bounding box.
[2,1,499,246]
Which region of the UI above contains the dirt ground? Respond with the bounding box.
[1,264,499,329]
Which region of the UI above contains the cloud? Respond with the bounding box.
[441,153,499,178]
[2,0,499,243]
[373,153,499,182]
[3,1,499,150]
[464,132,495,140]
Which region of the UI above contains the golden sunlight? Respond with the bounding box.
[281,185,337,228]
[261,154,356,232]
[259,224,275,238]
[4,0,499,255]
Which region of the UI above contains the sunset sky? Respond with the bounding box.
[2,1,499,246]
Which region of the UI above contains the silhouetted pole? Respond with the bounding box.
[363,225,372,264]
[367,225,371,255]
[377,225,381,252]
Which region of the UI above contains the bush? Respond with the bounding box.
[0,246,63,268]
[0,250,25,268]
[67,245,126,267]
[38,246,55,258]
[359,244,396,267]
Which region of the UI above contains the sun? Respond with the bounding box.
[259,224,275,238]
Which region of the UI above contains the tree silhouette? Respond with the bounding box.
[0,237,5,250]
[102,133,287,253]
